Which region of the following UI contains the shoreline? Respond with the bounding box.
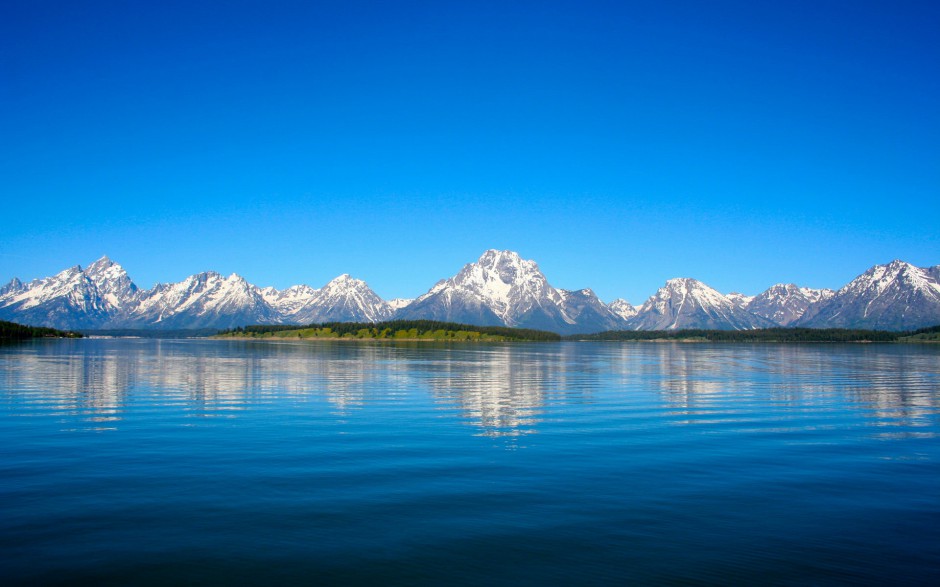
[210,335,937,344]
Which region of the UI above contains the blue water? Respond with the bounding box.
[1,339,938,585]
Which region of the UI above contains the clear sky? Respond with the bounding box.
[2,0,938,303]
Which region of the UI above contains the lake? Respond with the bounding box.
[1,339,938,585]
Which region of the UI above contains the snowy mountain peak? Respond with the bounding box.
[4,255,938,332]
[664,277,693,287]
[324,273,359,287]
[285,274,392,324]
[885,259,911,270]
[629,277,772,330]
[398,250,628,334]
[1,277,25,296]
[426,250,553,322]
[60,265,84,278]
[659,278,729,305]
[726,292,754,307]
[796,260,940,330]
[190,271,221,283]
[387,298,414,311]
[746,283,834,326]
[839,260,933,296]
[452,250,547,308]
[608,298,638,321]
[85,255,115,271]
[82,256,139,312]
[478,249,525,266]
[127,268,278,329]
[0,258,125,328]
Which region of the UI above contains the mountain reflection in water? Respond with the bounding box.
[2,338,940,584]
[2,339,938,439]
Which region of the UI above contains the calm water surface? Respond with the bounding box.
[1,339,938,585]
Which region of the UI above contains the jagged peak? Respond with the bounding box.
[88,254,114,266]
[661,277,714,292]
[464,249,543,280]
[642,278,733,312]
[0,277,25,295]
[758,283,834,297]
[169,271,222,288]
[866,259,919,278]
[55,265,84,278]
[608,298,638,319]
[471,250,542,275]
[84,255,132,279]
[281,283,319,294]
[664,277,697,286]
[885,259,911,269]
[388,298,414,310]
[839,260,931,294]
[478,249,523,263]
[323,273,367,288]
[727,291,753,303]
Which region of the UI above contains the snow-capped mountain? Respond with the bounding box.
[387,298,414,311]
[0,259,131,329]
[628,278,775,330]
[0,257,393,330]
[84,256,140,313]
[127,271,280,329]
[260,284,319,317]
[745,284,834,326]
[795,260,940,330]
[726,292,754,308]
[3,254,939,332]
[555,288,631,334]
[608,298,639,321]
[0,277,24,296]
[287,274,393,324]
[395,250,629,334]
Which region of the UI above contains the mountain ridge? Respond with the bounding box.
[2,253,938,333]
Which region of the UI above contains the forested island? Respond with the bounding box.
[0,320,83,340]
[214,323,940,343]
[6,318,935,343]
[567,325,940,343]
[215,320,562,342]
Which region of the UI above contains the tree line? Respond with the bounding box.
[218,320,562,341]
[566,326,940,343]
[0,320,83,339]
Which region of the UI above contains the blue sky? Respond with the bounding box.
[2,0,938,303]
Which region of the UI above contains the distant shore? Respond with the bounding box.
[3,319,938,344]
[215,323,940,344]
[214,335,938,344]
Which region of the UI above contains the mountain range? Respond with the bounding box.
[1,251,938,333]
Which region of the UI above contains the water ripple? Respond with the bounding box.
[1,340,939,584]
